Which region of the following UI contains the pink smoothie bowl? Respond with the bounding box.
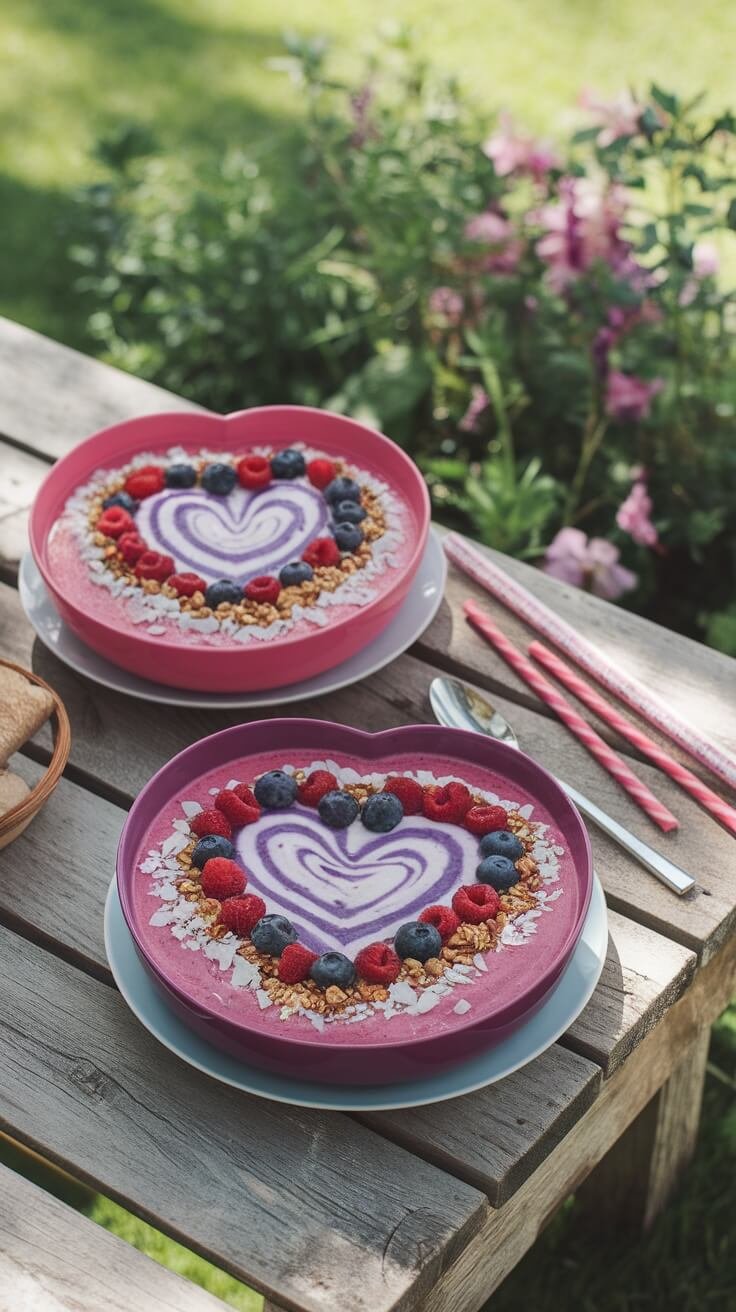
[116,720,593,1085]
[29,406,431,692]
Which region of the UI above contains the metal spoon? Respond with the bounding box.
[429,675,695,896]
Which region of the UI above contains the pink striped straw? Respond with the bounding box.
[529,641,736,837]
[465,599,680,832]
[446,532,736,793]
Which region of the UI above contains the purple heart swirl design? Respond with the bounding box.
[135,484,329,584]
[235,805,481,956]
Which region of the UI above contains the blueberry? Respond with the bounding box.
[102,491,138,513]
[361,792,404,833]
[192,835,235,869]
[332,522,363,552]
[201,462,237,496]
[250,914,297,956]
[310,951,357,990]
[476,854,519,891]
[165,462,197,488]
[205,578,242,608]
[394,921,442,963]
[324,476,361,505]
[479,830,524,862]
[318,790,360,829]
[253,769,298,809]
[279,560,314,588]
[270,448,306,479]
[332,499,366,524]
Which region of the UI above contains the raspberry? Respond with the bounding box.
[354,942,401,985]
[190,808,233,840]
[97,506,135,539]
[383,776,424,815]
[134,551,175,582]
[452,883,500,924]
[464,804,508,836]
[298,769,338,806]
[117,532,147,565]
[419,904,460,942]
[168,572,206,598]
[215,788,260,827]
[307,458,337,490]
[244,575,281,604]
[219,894,267,937]
[233,783,259,807]
[124,465,165,500]
[237,455,272,490]
[278,943,319,983]
[302,537,341,568]
[201,857,246,900]
[423,782,473,824]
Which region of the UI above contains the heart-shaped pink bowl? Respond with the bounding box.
[29,406,430,692]
[117,720,593,1085]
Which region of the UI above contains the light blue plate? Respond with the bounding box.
[19,529,446,710]
[104,875,607,1111]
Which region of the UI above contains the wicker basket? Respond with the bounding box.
[0,659,71,849]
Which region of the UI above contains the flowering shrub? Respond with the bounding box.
[71,33,736,650]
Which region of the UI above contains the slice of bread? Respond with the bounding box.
[0,667,54,764]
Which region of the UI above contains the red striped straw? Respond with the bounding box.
[445,532,736,793]
[530,641,736,837]
[464,599,680,832]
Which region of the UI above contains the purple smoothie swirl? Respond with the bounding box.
[236,805,480,956]
[135,484,329,585]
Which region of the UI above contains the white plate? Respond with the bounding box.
[104,875,607,1112]
[19,530,446,709]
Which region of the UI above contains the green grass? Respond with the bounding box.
[1,0,736,348]
[2,1003,734,1311]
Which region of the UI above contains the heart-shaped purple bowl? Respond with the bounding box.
[116,720,593,1085]
[30,406,430,692]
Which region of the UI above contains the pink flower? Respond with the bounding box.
[543,528,637,600]
[459,385,490,433]
[464,210,524,274]
[482,112,560,181]
[535,177,649,294]
[616,480,659,547]
[579,88,646,145]
[428,286,465,326]
[693,240,719,278]
[605,370,663,421]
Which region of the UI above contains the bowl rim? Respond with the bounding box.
[29,404,431,659]
[116,717,594,1055]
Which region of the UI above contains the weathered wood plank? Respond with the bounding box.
[576,1026,710,1233]
[418,552,736,770]
[2,580,734,965]
[0,440,48,578]
[0,923,486,1312]
[359,1046,601,1207]
[563,909,695,1074]
[411,930,736,1312]
[0,317,203,459]
[0,1161,230,1311]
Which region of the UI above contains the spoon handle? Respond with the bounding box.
[559,780,695,895]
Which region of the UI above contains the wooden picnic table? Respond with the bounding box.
[0,314,734,1312]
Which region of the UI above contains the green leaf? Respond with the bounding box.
[727,198,736,230]
[571,127,601,144]
[650,85,679,116]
